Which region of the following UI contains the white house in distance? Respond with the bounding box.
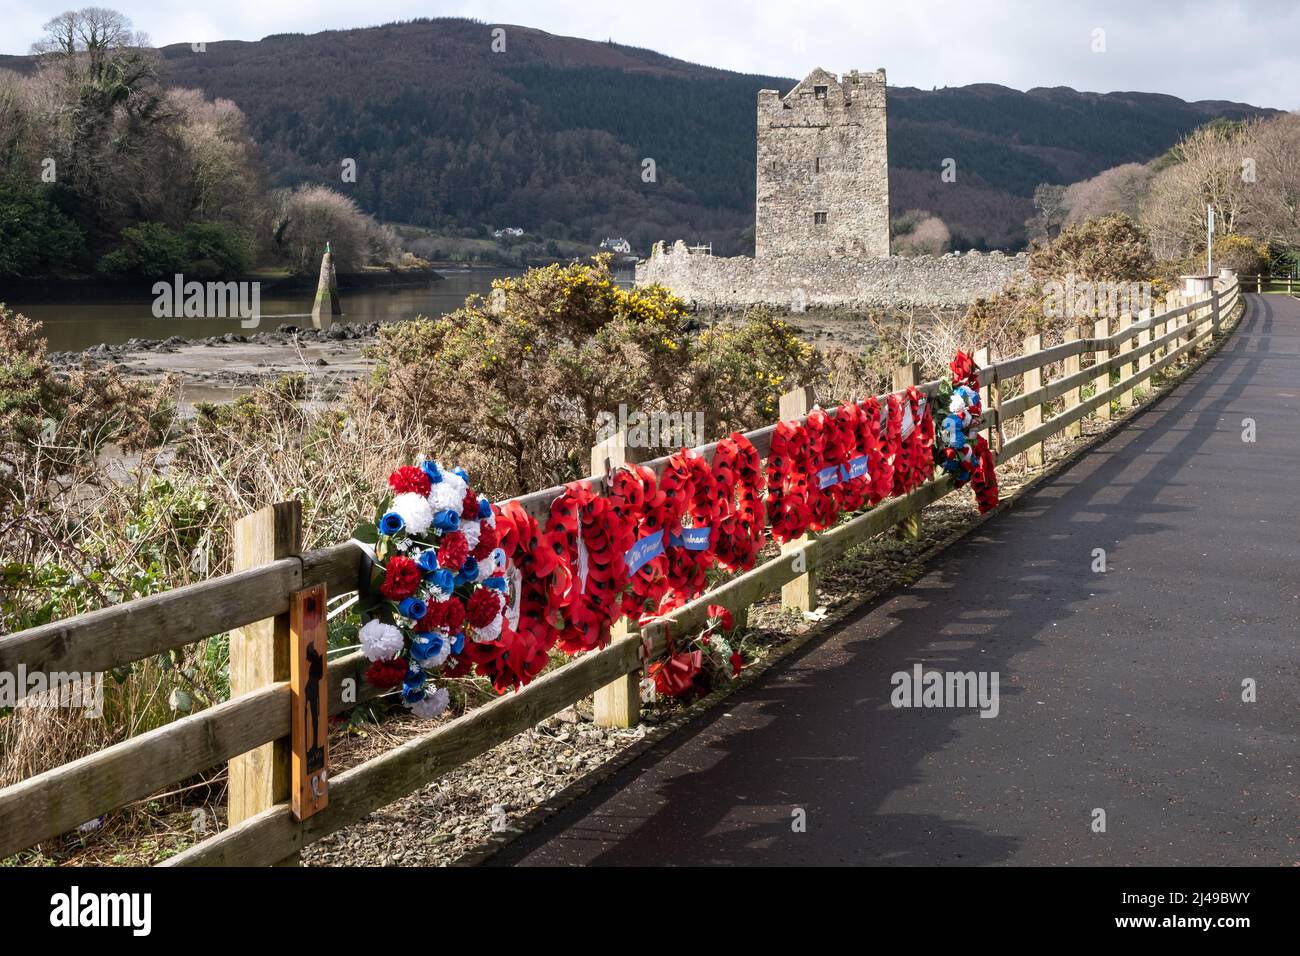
[600,237,632,254]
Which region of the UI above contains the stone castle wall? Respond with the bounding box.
[635,240,1029,310]
[634,66,1029,310]
[756,68,889,259]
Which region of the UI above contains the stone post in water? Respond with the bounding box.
[311,242,342,331]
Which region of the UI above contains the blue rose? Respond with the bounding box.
[417,550,440,573]
[451,631,465,654]
[399,597,427,620]
[430,568,455,594]
[432,509,460,532]
[421,461,443,484]
[401,668,427,703]
[451,467,469,482]
[456,557,479,583]
[477,497,492,519]
[482,575,507,593]
[379,512,405,536]
[410,633,446,662]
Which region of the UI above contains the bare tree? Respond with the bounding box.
[1240,113,1300,250]
[1027,183,1068,242]
[24,8,164,243]
[31,7,148,68]
[270,185,384,274]
[1141,122,1252,261]
[1063,162,1151,225]
[893,214,951,256]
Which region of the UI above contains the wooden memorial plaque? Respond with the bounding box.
[290,584,329,820]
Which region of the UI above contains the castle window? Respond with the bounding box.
[814,85,828,99]
[814,211,828,225]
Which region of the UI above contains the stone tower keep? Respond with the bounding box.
[754,68,889,259]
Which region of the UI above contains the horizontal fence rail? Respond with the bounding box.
[0,277,1243,865]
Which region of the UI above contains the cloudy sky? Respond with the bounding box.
[2,0,1297,109]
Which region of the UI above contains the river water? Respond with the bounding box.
[4,267,522,353]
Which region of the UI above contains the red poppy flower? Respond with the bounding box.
[950,350,980,388]
[707,604,734,633]
[766,419,815,544]
[649,650,703,698]
[729,651,745,676]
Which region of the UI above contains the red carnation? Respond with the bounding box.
[365,658,408,689]
[428,596,466,633]
[461,488,480,520]
[413,604,437,633]
[389,465,431,497]
[467,588,502,629]
[437,531,469,569]
[380,554,421,600]
[471,521,498,560]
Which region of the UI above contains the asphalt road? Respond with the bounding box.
[490,294,1299,866]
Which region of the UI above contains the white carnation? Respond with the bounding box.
[428,481,464,513]
[359,619,405,661]
[390,492,433,535]
[441,469,468,499]
[461,519,481,550]
[408,686,450,719]
[427,640,452,669]
[479,547,505,578]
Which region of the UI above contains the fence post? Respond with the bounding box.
[1194,292,1207,357]
[1154,302,1166,362]
[1063,325,1082,439]
[1136,311,1151,391]
[591,430,642,729]
[779,384,820,611]
[229,500,302,865]
[1165,293,1178,356]
[1117,312,1135,410]
[891,365,922,541]
[973,346,1002,457]
[1092,318,1111,422]
[1211,290,1221,337]
[1021,335,1044,469]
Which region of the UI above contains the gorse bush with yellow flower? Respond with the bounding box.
[357,256,825,496]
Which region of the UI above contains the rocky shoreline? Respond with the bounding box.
[48,320,382,365]
[48,321,385,406]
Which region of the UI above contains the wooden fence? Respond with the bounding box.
[1244,274,1298,294]
[0,276,1242,866]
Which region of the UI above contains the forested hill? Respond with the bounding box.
[1,16,1271,252]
